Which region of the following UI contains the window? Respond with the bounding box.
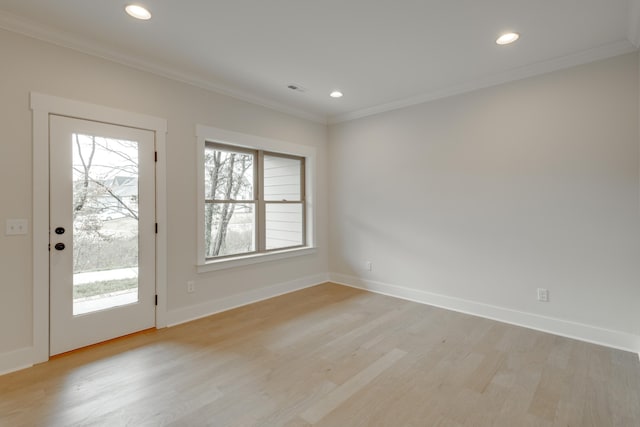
[197,125,315,271]
[263,153,306,250]
[204,144,257,258]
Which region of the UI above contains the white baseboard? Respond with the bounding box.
[330,273,640,354]
[0,347,33,376]
[4,271,636,377]
[166,273,330,327]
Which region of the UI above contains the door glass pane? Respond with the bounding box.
[265,203,304,250]
[72,134,140,315]
[205,202,256,258]
[263,155,301,201]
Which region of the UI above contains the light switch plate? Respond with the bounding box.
[6,219,28,235]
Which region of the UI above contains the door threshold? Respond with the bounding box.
[50,328,157,360]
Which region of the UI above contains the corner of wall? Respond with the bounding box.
[628,0,640,49]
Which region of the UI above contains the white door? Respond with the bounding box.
[49,115,156,355]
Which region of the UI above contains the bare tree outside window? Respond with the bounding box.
[204,146,255,257]
[71,134,141,308]
[203,142,306,260]
[73,134,139,222]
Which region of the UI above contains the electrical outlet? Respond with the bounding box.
[187,281,195,293]
[6,219,28,235]
[537,288,549,302]
[365,261,372,271]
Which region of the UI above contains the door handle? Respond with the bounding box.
[54,243,65,251]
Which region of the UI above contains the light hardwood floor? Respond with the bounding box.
[1,283,639,426]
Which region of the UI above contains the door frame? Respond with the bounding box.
[31,92,168,364]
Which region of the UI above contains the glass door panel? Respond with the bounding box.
[71,134,141,315]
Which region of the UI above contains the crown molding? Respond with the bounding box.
[1,9,637,127]
[0,10,327,125]
[629,0,640,48]
[329,39,637,124]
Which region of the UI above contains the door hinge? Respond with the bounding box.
[154,151,158,162]
[155,223,158,234]
[155,295,158,306]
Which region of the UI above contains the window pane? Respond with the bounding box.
[204,146,254,200]
[264,155,301,201]
[72,134,140,315]
[205,202,255,257]
[266,203,303,250]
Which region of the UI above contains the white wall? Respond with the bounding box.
[329,53,640,347]
[0,29,328,358]
[1,26,638,369]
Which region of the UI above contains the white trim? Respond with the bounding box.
[196,124,317,269]
[628,0,640,48]
[197,247,317,273]
[2,10,636,127]
[196,124,317,159]
[0,11,325,125]
[30,92,168,364]
[32,107,50,364]
[329,40,637,124]
[0,347,33,376]
[154,119,169,328]
[166,274,329,327]
[30,93,167,133]
[330,273,640,354]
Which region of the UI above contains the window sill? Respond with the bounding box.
[197,246,316,273]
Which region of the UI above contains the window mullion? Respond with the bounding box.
[257,150,265,252]
[301,157,306,246]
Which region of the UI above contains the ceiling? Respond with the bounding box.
[0,0,638,123]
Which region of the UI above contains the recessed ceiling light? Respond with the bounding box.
[496,32,520,45]
[125,4,152,20]
[330,91,343,98]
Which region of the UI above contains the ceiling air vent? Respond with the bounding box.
[287,84,307,93]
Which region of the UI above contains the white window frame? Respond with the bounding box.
[196,125,316,272]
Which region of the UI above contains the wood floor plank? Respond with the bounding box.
[300,348,407,424]
[527,364,572,421]
[1,283,639,426]
[465,350,506,393]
